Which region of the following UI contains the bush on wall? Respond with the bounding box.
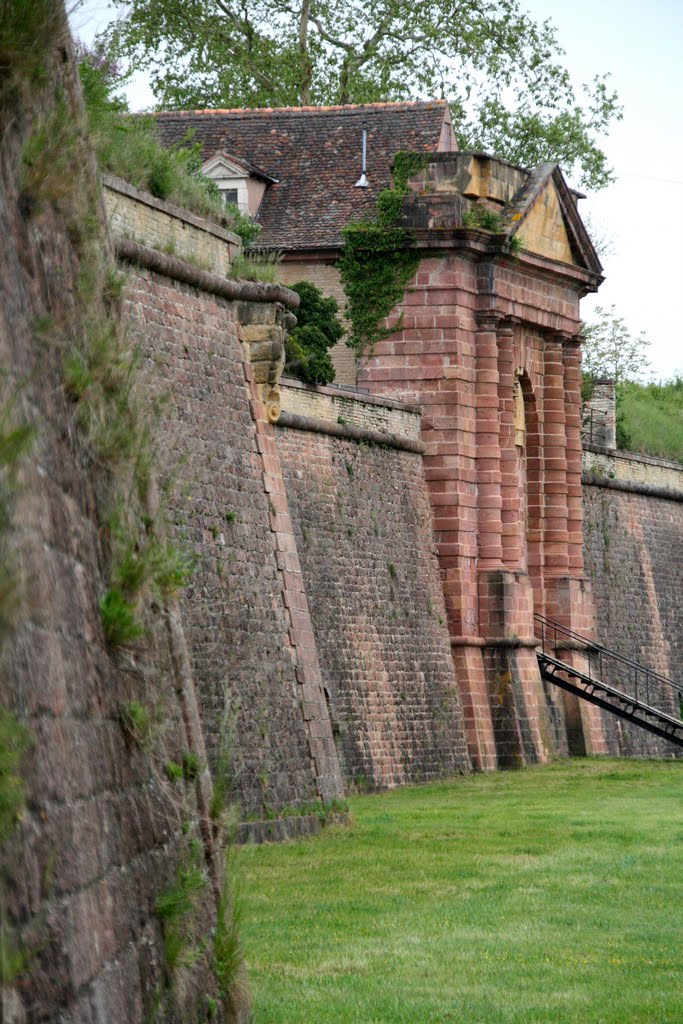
[284,281,342,386]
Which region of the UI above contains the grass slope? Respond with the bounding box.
[239,759,683,1023]
[617,379,683,463]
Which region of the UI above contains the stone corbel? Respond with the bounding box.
[238,304,297,423]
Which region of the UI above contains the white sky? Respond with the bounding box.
[70,0,683,379]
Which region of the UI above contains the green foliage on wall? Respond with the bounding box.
[340,151,428,356]
[285,281,343,385]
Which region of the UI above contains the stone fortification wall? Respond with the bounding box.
[104,173,241,275]
[273,385,470,788]
[583,444,683,494]
[0,16,230,1021]
[583,450,683,757]
[280,378,422,441]
[120,248,343,817]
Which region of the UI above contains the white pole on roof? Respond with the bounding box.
[355,124,369,188]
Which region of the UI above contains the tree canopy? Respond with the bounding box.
[582,305,651,385]
[104,0,621,190]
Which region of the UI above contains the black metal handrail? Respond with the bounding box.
[534,613,683,718]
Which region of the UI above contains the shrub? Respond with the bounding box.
[284,281,342,386]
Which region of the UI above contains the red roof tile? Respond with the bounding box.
[154,101,449,250]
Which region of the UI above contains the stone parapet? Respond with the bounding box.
[280,378,422,442]
[104,172,241,275]
[583,446,683,496]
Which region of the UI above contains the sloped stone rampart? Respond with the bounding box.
[274,412,470,788]
[583,452,683,757]
[0,16,222,1020]
[121,259,343,815]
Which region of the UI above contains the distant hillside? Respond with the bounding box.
[617,378,683,463]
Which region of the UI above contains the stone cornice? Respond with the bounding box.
[115,237,301,308]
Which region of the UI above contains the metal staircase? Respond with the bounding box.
[534,614,683,749]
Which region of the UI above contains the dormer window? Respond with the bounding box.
[201,152,278,218]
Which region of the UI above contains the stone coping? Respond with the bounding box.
[582,474,683,503]
[276,410,425,454]
[583,442,683,473]
[103,172,241,245]
[115,237,300,307]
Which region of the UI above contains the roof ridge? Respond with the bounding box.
[154,99,446,117]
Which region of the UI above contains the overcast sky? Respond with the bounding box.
[70,0,683,379]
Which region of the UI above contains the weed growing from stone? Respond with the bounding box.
[214,853,250,1020]
[119,700,154,749]
[229,250,280,283]
[0,389,34,642]
[165,761,184,783]
[0,707,32,985]
[99,588,144,646]
[155,844,209,977]
[181,752,201,782]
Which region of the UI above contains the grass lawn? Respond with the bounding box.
[237,759,683,1024]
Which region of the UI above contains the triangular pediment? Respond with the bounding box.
[202,153,250,179]
[505,164,603,275]
[518,179,574,264]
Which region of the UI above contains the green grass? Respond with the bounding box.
[238,759,683,1023]
[616,379,683,462]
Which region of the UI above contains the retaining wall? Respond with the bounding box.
[583,448,683,757]
[274,383,470,787]
[104,173,240,275]
[120,248,343,816]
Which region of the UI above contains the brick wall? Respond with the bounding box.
[280,378,421,441]
[583,455,683,757]
[274,408,470,788]
[123,262,343,816]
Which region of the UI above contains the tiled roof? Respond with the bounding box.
[154,101,449,250]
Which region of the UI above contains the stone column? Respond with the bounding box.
[475,310,505,569]
[542,333,570,577]
[563,335,585,573]
[497,321,523,569]
[543,333,608,756]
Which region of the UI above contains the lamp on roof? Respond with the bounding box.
[354,124,369,188]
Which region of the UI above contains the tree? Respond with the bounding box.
[103,0,621,190]
[581,305,651,385]
[284,281,343,385]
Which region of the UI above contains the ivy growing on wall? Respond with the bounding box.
[339,150,429,357]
